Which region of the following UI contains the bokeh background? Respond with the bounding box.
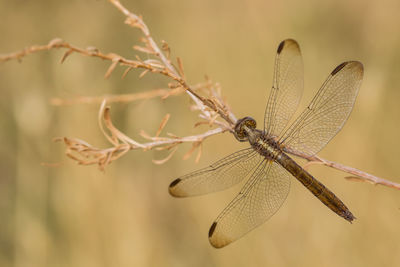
[1,0,400,266]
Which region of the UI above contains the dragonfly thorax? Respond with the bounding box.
[250,131,282,160]
[234,117,282,160]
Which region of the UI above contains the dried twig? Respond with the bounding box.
[54,101,229,170]
[295,152,400,190]
[49,81,212,106]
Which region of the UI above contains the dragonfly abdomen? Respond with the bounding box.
[277,152,355,222]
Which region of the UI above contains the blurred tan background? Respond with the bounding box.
[1,0,400,266]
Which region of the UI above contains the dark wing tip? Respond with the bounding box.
[209,222,233,248]
[277,39,300,54]
[168,178,182,196]
[331,61,364,78]
[169,178,181,188]
[208,222,226,248]
[331,62,348,75]
[208,222,217,238]
[277,41,285,54]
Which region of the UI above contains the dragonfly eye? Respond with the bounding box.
[234,116,257,142]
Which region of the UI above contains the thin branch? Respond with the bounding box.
[295,151,400,190]
[50,88,170,106]
[49,81,213,106]
[0,38,178,79]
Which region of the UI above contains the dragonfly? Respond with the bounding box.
[169,39,364,248]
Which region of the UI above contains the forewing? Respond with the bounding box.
[280,61,364,157]
[264,39,304,137]
[208,160,291,248]
[169,148,263,197]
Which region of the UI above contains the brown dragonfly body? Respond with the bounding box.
[169,39,363,248]
[244,123,354,222]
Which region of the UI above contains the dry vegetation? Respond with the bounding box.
[0,0,399,192]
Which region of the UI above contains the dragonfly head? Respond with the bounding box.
[234,116,257,142]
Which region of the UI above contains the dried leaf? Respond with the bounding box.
[161,87,184,100]
[133,45,155,54]
[303,161,325,171]
[208,114,220,125]
[104,59,120,79]
[66,152,81,162]
[152,146,178,165]
[143,59,162,65]
[139,130,152,140]
[167,132,180,139]
[143,59,164,69]
[139,37,147,43]
[195,142,202,163]
[98,101,119,146]
[155,114,170,137]
[122,66,133,78]
[100,151,113,170]
[177,57,185,79]
[125,17,143,30]
[109,145,130,162]
[139,69,149,78]
[155,143,178,151]
[168,82,179,89]
[60,49,73,64]
[183,142,200,160]
[345,176,377,185]
[161,40,171,58]
[48,38,63,47]
[194,121,210,128]
[103,109,120,144]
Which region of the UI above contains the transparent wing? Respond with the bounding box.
[280,61,364,157]
[208,160,291,248]
[169,148,263,197]
[264,39,304,137]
